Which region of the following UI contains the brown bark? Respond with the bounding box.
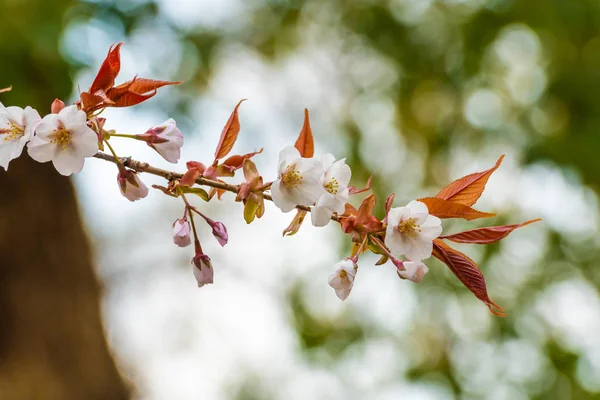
[0,0,130,398]
[0,157,130,399]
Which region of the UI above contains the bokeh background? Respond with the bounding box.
[1,0,600,399]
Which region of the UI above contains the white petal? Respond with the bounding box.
[58,105,86,130]
[328,158,352,187]
[311,204,333,227]
[33,114,61,141]
[71,127,99,158]
[332,188,349,214]
[152,141,181,163]
[297,156,323,177]
[52,146,85,176]
[399,261,429,283]
[321,153,336,170]
[22,106,41,140]
[385,229,410,258]
[407,200,428,215]
[27,138,57,163]
[419,218,442,241]
[277,146,301,174]
[4,106,24,124]
[270,180,297,212]
[404,237,434,261]
[0,144,17,170]
[386,207,409,227]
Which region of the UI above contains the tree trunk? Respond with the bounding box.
[0,0,130,399]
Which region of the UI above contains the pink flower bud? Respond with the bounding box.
[192,253,214,288]
[172,218,191,247]
[141,118,183,163]
[117,169,149,202]
[51,99,66,114]
[208,219,228,247]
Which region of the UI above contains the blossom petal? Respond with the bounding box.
[419,215,443,241]
[270,180,297,212]
[52,146,85,176]
[321,153,336,170]
[72,128,100,158]
[277,146,301,174]
[311,204,333,227]
[27,137,57,163]
[328,158,352,187]
[404,236,434,261]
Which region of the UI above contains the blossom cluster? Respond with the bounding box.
[0,44,540,316]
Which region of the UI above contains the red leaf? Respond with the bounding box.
[439,219,541,244]
[106,78,181,107]
[282,210,308,237]
[221,148,264,172]
[436,155,504,206]
[419,197,495,221]
[90,43,123,93]
[214,99,246,160]
[348,175,372,195]
[356,194,376,225]
[384,192,395,223]
[432,239,505,316]
[80,92,111,111]
[294,108,314,158]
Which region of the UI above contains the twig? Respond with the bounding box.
[93,152,332,218]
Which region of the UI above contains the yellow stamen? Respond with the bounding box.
[50,127,72,151]
[324,177,339,195]
[398,218,422,237]
[281,165,303,189]
[0,122,24,142]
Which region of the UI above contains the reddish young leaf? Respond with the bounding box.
[419,197,495,221]
[439,219,541,244]
[383,192,396,223]
[436,155,504,206]
[294,108,314,158]
[348,176,373,195]
[356,194,376,225]
[214,99,246,160]
[90,43,123,94]
[106,78,181,108]
[432,239,505,316]
[282,209,308,237]
[0,86,12,93]
[221,148,264,172]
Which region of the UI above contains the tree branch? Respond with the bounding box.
[93,152,329,217]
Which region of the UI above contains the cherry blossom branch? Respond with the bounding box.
[93,151,330,217]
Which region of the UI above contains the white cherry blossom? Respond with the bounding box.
[311,154,351,227]
[143,118,183,163]
[117,169,149,202]
[398,261,429,283]
[0,103,41,170]
[328,259,358,301]
[385,200,442,261]
[270,146,324,212]
[27,105,98,176]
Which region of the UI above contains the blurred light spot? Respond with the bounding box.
[464,89,505,129]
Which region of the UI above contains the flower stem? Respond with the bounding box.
[110,133,142,140]
[103,140,125,171]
